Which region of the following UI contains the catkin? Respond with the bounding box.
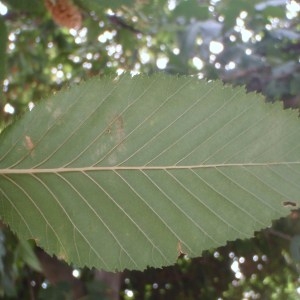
[44,0,82,29]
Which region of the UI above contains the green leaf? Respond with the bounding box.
[0,74,299,271]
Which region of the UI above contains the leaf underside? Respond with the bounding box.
[0,74,299,271]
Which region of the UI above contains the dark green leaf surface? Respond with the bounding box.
[0,75,299,271]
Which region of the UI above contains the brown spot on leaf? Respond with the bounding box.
[24,136,35,151]
[177,241,187,259]
[115,115,125,144]
[283,201,297,208]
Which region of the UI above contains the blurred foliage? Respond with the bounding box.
[0,0,299,299]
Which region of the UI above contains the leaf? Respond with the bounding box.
[0,74,299,272]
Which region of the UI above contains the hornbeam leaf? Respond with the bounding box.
[0,74,299,271]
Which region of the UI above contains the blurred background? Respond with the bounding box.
[0,0,299,299]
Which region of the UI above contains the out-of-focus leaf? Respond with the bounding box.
[180,20,222,61]
[0,17,7,92]
[17,239,41,272]
[0,230,5,274]
[270,29,300,41]
[217,0,255,29]
[38,282,72,300]
[272,61,297,78]
[0,75,299,272]
[2,0,44,13]
[255,0,286,11]
[75,0,134,12]
[290,74,300,95]
[173,1,209,20]
[290,235,300,262]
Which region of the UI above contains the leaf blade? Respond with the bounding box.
[0,74,299,271]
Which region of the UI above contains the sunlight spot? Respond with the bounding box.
[130,70,140,76]
[160,44,166,51]
[156,56,169,69]
[30,280,36,287]
[210,0,221,5]
[69,28,77,36]
[214,62,221,69]
[286,1,300,19]
[0,1,7,15]
[231,260,239,273]
[265,24,272,30]
[124,278,130,284]
[28,102,35,111]
[208,5,214,12]
[240,11,248,19]
[261,254,268,261]
[98,30,116,43]
[240,29,253,42]
[70,55,81,63]
[56,70,64,78]
[117,68,124,75]
[106,44,122,56]
[231,260,244,279]
[73,27,88,44]
[173,47,180,55]
[140,49,151,64]
[239,256,245,264]
[8,33,16,42]
[225,61,236,70]
[244,290,260,299]
[255,34,262,42]
[252,254,259,262]
[168,0,176,11]
[106,8,114,16]
[3,79,9,91]
[153,283,158,289]
[83,62,92,69]
[72,269,81,278]
[197,73,204,79]
[51,67,57,75]
[4,103,15,114]
[125,289,134,298]
[196,37,203,45]
[236,17,245,27]
[209,41,224,54]
[218,15,224,22]
[213,251,220,258]
[229,35,236,42]
[235,271,243,279]
[131,15,138,22]
[86,52,93,60]
[210,54,216,63]
[192,57,204,70]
